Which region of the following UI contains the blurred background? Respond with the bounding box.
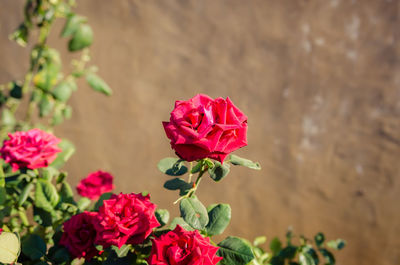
[1,0,400,264]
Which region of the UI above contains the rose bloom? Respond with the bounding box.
[147,225,223,265]
[94,192,160,248]
[163,94,247,163]
[0,128,61,171]
[76,170,115,200]
[59,211,100,260]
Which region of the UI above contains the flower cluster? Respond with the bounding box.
[60,192,161,258]
[0,95,273,265]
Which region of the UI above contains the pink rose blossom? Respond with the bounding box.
[147,225,223,265]
[163,94,247,163]
[76,170,115,200]
[0,129,61,171]
[94,192,160,248]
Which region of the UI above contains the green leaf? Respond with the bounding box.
[208,161,230,182]
[51,139,76,169]
[84,259,103,265]
[319,248,335,265]
[34,63,61,91]
[61,14,86,37]
[0,165,4,187]
[33,206,53,227]
[157,157,188,176]
[53,81,73,102]
[41,167,59,181]
[22,234,47,260]
[9,23,28,47]
[51,107,64,126]
[35,180,60,212]
[111,245,131,258]
[253,236,267,247]
[299,246,319,265]
[104,251,137,265]
[62,105,73,119]
[191,161,202,174]
[314,233,324,247]
[0,186,6,205]
[94,192,113,211]
[86,73,112,96]
[60,182,75,204]
[270,256,284,265]
[205,204,231,236]
[51,247,70,264]
[270,237,282,255]
[31,89,43,102]
[169,217,194,231]
[326,239,346,250]
[18,183,34,206]
[179,197,209,230]
[68,24,93,51]
[77,197,92,211]
[155,209,170,227]
[0,91,6,107]
[42,48,62,66]
[229,154,261,170]
[278,246,297,259]
[39,94,54,117]
[0,232,20,264]
[2,109,16,126]
[56,172,67,184]
[163,178,192,196]
[206,203,218,212]
[299,253,316,265]
[9,81,22,99]
[217,236,255,265]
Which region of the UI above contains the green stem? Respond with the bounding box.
[188,162,193,183]
[173,162,209,204]
[0,163,5,187]
[24,25,51,123]
[186,168,206,198]
[18,208,30,227]
[209,237,217,246]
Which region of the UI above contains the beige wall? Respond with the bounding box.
[1,1,400,264]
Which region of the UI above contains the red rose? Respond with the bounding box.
[76,170,115,200]
[0,129,61,171]
[94,193,160,248]
[147,225,223,265]
[163,94,247,163]
[59,211,100,260]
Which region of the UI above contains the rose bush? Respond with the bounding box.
[147,225,223,265]
[94,192,160,248]
[163,94,248,163]
[76,170,115,200]
[0,128,61,171]
[0,1,346,264]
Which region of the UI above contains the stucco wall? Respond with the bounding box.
[1,1,400,264]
